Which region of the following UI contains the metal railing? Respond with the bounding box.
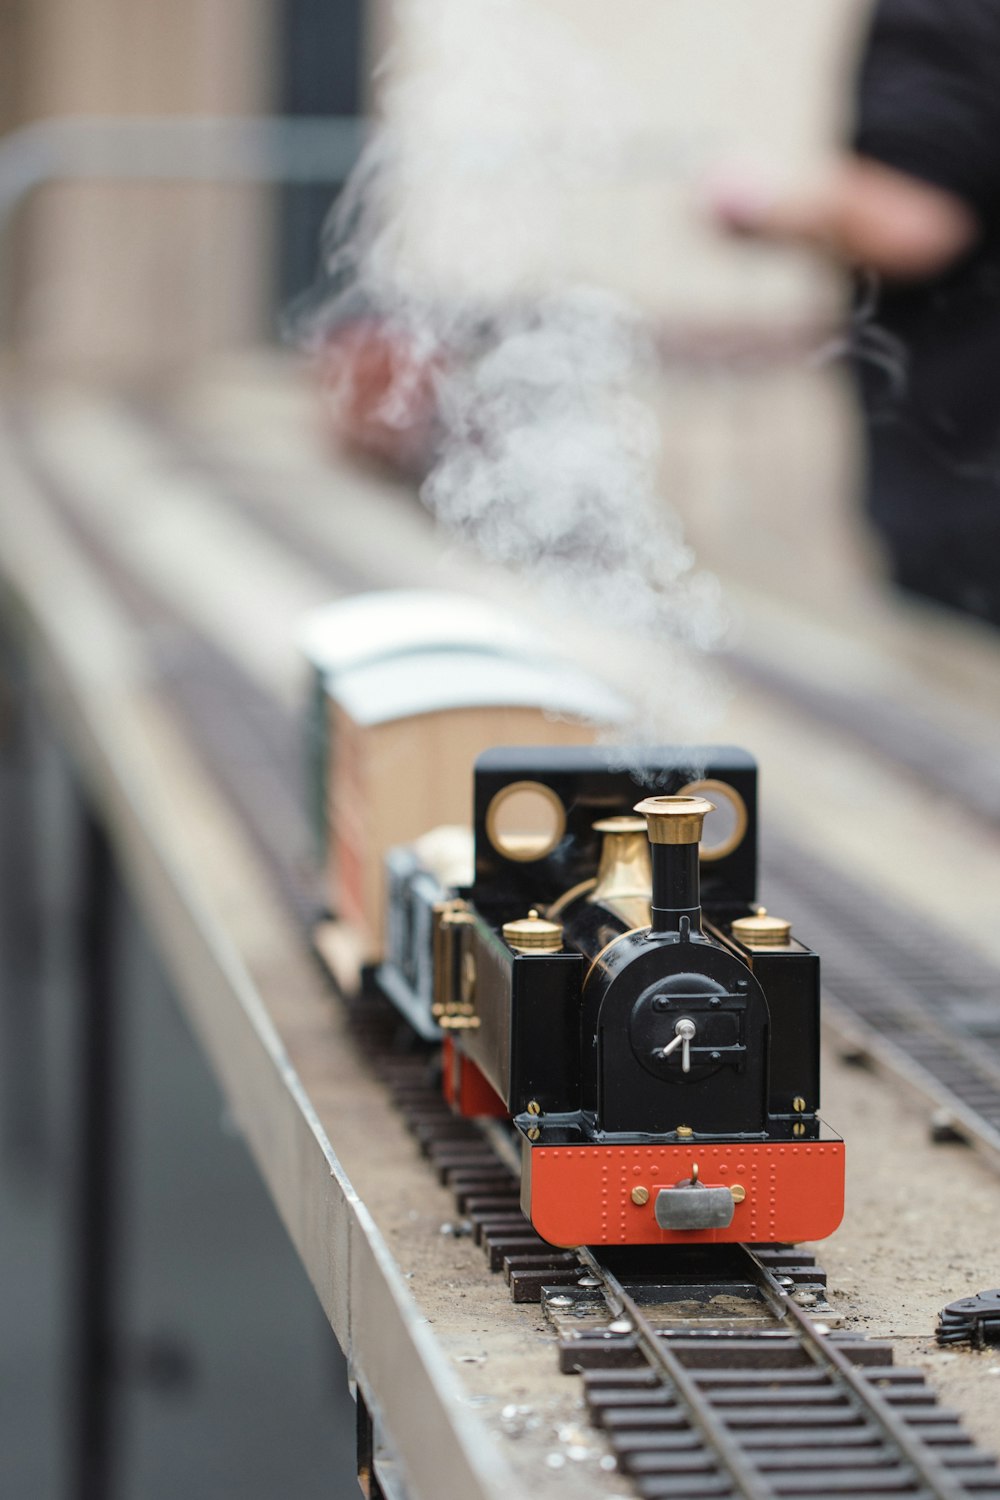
[0,114,367,337]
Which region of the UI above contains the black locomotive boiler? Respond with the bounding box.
[380,745,845,1249]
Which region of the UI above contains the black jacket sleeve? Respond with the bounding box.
[854,0,1000,217]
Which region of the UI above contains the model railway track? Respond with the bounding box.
[372,1038,1000,1500]
[729,650,1000,831]
[12,404,1000,1171]
[99,408,1000,1173]
[10,400,1000,1495]
[555,1249,1000,1500]
[763,834,1000,1170]
[35,418,1000,1174]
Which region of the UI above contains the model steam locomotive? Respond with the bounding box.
[303,593,844,1251]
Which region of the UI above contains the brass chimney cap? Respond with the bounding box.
[731,908,793,948]
[633,795,715,846]
[502,909,564,954]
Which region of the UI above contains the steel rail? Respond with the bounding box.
[728,645,1000,834]
[579,1240,976,1500]
[743,1245,971,1500]
[821,987,1000,1176]
[762,834,1000,1180]
[578,1246,778,1500]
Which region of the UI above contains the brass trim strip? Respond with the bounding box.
[546,876,597,918]
[583,926,646,989]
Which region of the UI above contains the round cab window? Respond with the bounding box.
[486,781,566,863]
[677,779,748,862]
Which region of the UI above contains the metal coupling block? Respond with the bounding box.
[654,1182,736,1231]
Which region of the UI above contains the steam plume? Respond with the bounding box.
[295,0,732,748]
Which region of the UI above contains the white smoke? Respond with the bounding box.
[423,288,730,744]
[297,0,733,747]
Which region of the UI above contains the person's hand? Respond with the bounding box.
[706,165,783,239]
[706,156,980,280]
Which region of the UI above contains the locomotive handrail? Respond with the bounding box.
[0,113,367,337]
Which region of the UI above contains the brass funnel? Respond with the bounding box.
[633,795,716,935]
[591,816,652,903]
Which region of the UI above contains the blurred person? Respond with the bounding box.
[714,0,1000,626]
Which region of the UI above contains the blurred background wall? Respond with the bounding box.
[1,0,367,373]
[1,0,875,602]
[1,0,870,366]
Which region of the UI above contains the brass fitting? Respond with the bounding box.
[633,795,715,846]
[731,907,793,948]
[502,910,564,954]
[432,902,480,1028]
[591,816,652,904]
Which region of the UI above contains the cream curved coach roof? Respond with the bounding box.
[298,589,631,728]
[297,590,537,676]
[331,649,630,728]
